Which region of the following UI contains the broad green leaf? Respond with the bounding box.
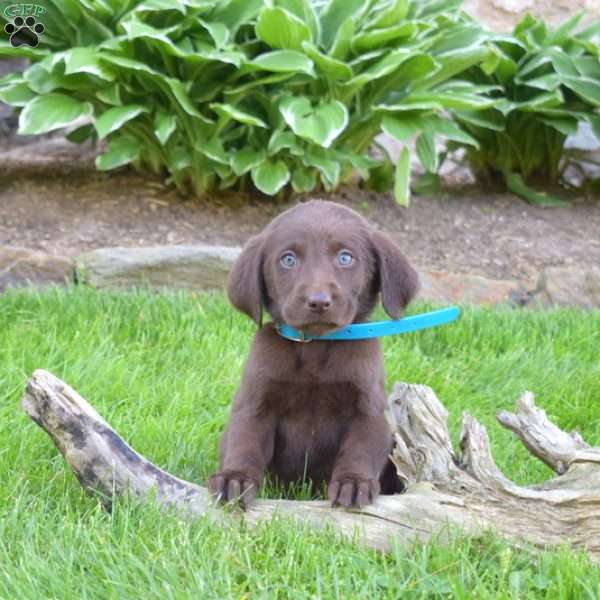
[95,105,148,139]
[273,0,320,43]
[154,111,177,145]
[66,124,95,144]
[413,172,442,195]
[394,146,411,206]
[424,117,479,147]
[301,42,353,81]
[515,90,564,112]
[268,130,299,154]
[414,0,462,18]
[96,84,122,106]
[198,137,229,164]
[256,7,312,51]
[396,90,497,111]
[0,40,47,60]
[280,96,348,148]
[517,52,554,79]
[365,159,394,192]
[573,57,600,79]
[545,11,583,46]
[352,23,416,53]
[562,76,600,107]
[198,19,229,48]
[249,51,315,76]
[320,0,364,50]
[577,20,600,41]
[480,45,502,75]
[251,160,290,194]
[210,103,268,128]
[291,166,318,192]
[417,47,491,89]
[304,147,341,186]
[416,131,438,173]
[0,82,35,107]
[377,99,443,112]
[219,171,239,191]
[99,54,160,76]
[121,19,186,58]
[548,50,578,77]
[231,148,267,175]
[505,172,569,207]
[382,115,420,142]
[168,146,192,171]
[18,94,93,135]
[165,77,212,121]
[64,47,115,80]
[366,55,438,106]
[365,0,409,30]
[524,74,561,92]
[330,17,355,61]
[96,137,141,170]
[589,115,600,141]
[430,25,488,56]
[133,0,186,13]
[345,49,413,88]
[538,115,578,136]
[339,150,380,174]
[225,73,296,97]
[211,0,263,34]
[23,63,66,94]
[0,72,21,87]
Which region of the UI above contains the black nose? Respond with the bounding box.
[307,292,332,312]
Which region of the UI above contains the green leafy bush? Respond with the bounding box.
[0,0,495,203]
[445,13,600,205]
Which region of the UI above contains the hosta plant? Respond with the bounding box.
[0,0,496,204]
[446,12,600,205]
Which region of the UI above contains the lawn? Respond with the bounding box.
[1,286,599,599]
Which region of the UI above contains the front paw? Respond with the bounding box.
[208,470,258,509]
[328,475,380,509]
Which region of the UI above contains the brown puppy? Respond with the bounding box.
[208,200,419,509]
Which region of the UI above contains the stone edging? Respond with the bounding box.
[1,244,599,309]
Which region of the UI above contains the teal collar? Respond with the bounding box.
[275,306,460,343]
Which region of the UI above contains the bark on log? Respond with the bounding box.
[22,370,600,557]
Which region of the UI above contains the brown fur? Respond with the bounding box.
[208,200,419,508]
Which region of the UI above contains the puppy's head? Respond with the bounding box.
[228,200,419,334]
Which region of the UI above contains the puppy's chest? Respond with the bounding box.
[262,381,359,420]
[265,381,356,471]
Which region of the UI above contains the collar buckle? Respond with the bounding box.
[276,324,312,343]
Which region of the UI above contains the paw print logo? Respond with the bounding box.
[4,15,45,48]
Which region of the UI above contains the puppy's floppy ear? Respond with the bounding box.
[227,234,265,325]
[371,230,419,319]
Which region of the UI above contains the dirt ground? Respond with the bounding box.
[0,138,599,284]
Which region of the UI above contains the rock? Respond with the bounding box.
[0,246,74,291]
[565,123,600,153]
[418,269,525,305]
[534,267,600,308]
[76,244,532,305]
[76,245,242,291]
[463,0,600,31]
[0,137,98,176]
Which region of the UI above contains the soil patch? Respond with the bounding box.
[0,140,599,285]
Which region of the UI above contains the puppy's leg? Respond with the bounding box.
[328,413,392,509]
[208,409,275,509]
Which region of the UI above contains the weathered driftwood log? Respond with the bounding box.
[22,370,600,556]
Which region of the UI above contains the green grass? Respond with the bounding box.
[1,286,599,599]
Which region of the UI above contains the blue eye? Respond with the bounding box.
[280,251,297,268]
[337,251,354,266]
